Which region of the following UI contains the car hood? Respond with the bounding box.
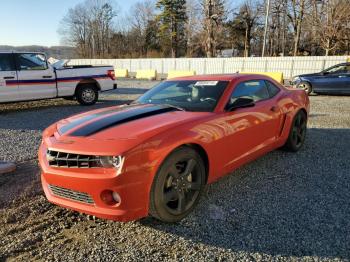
[297,72,322,78]
[49,104,211,155]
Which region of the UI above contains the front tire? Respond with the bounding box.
[149,147,206,223]
[297,81,312,95]
[76,84,98,106]
[283,110,307,152]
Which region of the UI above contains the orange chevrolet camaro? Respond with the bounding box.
[39,74,310,223]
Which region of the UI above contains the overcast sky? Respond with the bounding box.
[0,0,140,46]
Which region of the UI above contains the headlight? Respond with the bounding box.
[292,76,301,83]
[99,156,124,169]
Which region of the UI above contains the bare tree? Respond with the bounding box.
[59,0,350,58]
[185,0,203,56]
[128,0,156,57]
[313,0,350,55]
[203,0,226,57]
[268,0,288,56]
[59,0,117,58]
[287,0,308,56]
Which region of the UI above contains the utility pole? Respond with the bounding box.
[262,0,271,57]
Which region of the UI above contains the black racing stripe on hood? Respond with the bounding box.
[69,105,179,137]
[59,104,137,135]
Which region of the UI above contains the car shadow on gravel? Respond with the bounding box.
[140,128,350,259]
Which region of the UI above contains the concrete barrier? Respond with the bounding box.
[241,72,284,84]
[135,69,157,80]
[167,70,196,79]
[115,69,128,78]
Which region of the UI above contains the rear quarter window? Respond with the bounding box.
[265,80,281,97]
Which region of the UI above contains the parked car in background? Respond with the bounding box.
[292,62,350,95]
[39,74,309,223]
[0,52,116,105]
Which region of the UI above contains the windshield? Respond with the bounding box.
[137,80,229,112]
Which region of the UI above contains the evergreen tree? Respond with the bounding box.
[156,0,188,57]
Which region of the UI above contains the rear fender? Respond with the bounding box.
[75,78,101,93]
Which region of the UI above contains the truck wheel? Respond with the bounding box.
[76,84,98,106]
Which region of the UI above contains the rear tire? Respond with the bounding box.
[283,110,307,152]
[149,147,206,223]
[297,81,312,95]
[76,84,98,106]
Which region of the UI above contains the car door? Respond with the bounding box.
[15,53,56,100]
[222,80,282,170]
[313,64,350,94]
[0,53,19,102]
[335,64,350,94]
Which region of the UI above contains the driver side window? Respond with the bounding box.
[327,65,349,74]
[16,53,48,70]
[230,80,270,104]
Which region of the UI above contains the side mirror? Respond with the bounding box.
[226,97,255,111]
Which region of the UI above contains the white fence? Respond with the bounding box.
[68,56,349,79]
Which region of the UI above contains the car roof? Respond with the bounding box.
[0,51,46,54]
[168,74,272,82]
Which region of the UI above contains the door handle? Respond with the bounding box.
[42,76,53,79]
[338,75,347,78]
[3,76,15,79]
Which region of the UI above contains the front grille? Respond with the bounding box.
[47,150,101,168]
[49,185,94,205]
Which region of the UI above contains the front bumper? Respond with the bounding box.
[39,144,150,222]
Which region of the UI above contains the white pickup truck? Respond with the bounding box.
[0,52,116,105]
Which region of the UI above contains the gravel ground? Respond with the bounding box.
[0,80,349,261]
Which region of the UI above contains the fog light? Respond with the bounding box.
[100,190,121,206]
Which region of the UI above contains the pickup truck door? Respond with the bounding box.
[0,53,18,102]
[15,53,56,100]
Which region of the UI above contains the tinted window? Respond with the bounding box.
[230,80,270,103]
[137,80,229,112]
[326,64,350,74]
[265,80,280,97]
[0,54,16,71]
[16,53,47,70]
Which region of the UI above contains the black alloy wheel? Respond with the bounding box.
[284,110,307,152]
[149,147,206,222]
